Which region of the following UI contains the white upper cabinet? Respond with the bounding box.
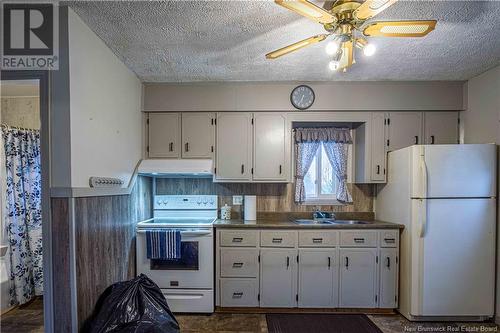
[253,113,288,181]
[215,113,252,181]
[423,112,458,144]
[371,112,387,181]
[148,113,181,158]
[339,248,378,308]
[386,112,423,151]
[181,113,215,158]
[354,112,386,183]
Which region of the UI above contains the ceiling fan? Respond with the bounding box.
[266,0,436,72]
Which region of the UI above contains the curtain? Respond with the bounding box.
[294,127,352,203]
[294,142,320,203]
[2,126,42,305]
[323,142,352,203]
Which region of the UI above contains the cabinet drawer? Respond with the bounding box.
[379,230,399,248]
[299,231,338,247]
[220,230,258,247]
[340,231,378,248]
[220,278,259,307]
[220,249,259,278]
[261,230,297,248]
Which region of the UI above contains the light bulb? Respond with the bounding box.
[325,41,340,55]
[329,60,339,71]
[363,43,376,56]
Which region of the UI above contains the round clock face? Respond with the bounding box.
[291,85,315,110]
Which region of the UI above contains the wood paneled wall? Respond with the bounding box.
[74,176,153,328]
[156,179,374,215]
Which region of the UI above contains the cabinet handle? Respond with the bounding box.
[279,165,282,174]
[241,164,244,174]
[185,142,189,152]
[345,256,349,268]
[272,238,283,243]
[232,262,244,268]
[384,238,396,243]
[232,292,243,298]
[353,238,365,243]
[415,136,419,144]
[232,237,243,243]
[328,256,331,269]
[376,165,380,175]
[286,256,290,268]
[431,135,435,144]
[386,257,391,268]
[312,238,323,243]
[169,142,173,152]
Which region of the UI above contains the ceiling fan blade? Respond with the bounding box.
[337,41,353,70]
[266,34,328,59]
[353,0,398,20]
[363,20,437,37]
[275,0,337,24]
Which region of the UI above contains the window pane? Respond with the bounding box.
[320,145,335,195]
[304,155,317,197]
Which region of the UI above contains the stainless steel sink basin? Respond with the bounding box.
[331,220,373,225]
[294,219,335,225]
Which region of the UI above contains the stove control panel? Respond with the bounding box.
[154,195,218,210]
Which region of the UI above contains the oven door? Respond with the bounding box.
[136,228,213,289]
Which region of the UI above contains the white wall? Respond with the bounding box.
[143,81,464,112]
[67,9,142,188]
[460,64,500,323]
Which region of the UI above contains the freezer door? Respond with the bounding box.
[410,198,496,317]
[411,144,496,198]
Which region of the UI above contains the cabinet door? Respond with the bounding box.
[298,249,338,307]
[260,249,297,307]
[423,112,458,145]
[379,248,398,308]
[253,113,287,181]
[182,113,215,158]
[371,112,387,181]
[387,112,423,151]
[339,249,378,307]
[148,113,181,158]
[215,113,252,181]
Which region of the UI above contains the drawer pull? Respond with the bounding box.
[384,238,396,243]
[232,237,243,242]
[232,292,243,298]
[354,238,365,243]
[272,238,283,243]
[312,238,323,243]
[232,262,244,268]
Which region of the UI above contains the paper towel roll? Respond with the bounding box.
[244,195,257,221]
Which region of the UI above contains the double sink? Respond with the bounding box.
[294,219,373,225]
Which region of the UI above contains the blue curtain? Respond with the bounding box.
[2,127,42,305]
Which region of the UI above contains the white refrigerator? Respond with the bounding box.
[376,144,497,321]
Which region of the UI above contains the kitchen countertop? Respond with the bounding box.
[213,219,404,229]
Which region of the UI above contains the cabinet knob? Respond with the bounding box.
[376,165,380,175]
[169,142,173,152]
[279,165,282,174]
[430,135,435,144]
[415,136,419,144]
[386,257,391,268]
[241,164,245,174]
[328,256,331,269]
[345,256,349,268]
[185,142,189,152]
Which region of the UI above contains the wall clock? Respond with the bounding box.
[291,85,315,110]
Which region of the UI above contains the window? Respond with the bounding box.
[303,143,339,203]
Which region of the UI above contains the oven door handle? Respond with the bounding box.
[136,230,212,237]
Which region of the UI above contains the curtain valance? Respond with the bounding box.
[294,127,352,144]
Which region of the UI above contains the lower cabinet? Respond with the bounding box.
[298,249,338,307]
[217,229,399,310]
[339,249,379,308]
[259,248,297,307]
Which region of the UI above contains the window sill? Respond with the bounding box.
[301,199,346,206]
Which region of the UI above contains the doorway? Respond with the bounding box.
[0,71,51,332]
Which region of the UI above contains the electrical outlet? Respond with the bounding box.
[232,195,243,205]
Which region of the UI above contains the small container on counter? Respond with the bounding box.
[221,204,232,220]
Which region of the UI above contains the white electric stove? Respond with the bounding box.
[136,195,217,313]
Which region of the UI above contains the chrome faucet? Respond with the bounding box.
[313,208,336,221]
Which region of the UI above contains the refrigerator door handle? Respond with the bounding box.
[419,146,428,238]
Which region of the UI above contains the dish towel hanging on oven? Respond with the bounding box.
[145,230,182,260]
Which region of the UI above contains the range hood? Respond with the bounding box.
[138,159,213,177]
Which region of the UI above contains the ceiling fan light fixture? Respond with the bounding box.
[363,43,376,56]
[329,60,340,71]
[325,41,340,55]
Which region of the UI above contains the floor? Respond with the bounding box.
[1,303,499,333]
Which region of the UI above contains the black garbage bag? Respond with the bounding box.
[83,274,180,333]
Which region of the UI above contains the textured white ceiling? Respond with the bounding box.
[67,0,500,82]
